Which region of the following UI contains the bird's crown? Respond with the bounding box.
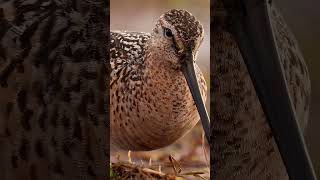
[157,9,204,53]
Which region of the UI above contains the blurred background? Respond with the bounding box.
[110,0,320,178]
[275,0,320,177]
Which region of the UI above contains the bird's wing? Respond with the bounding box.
[110,31,150,87]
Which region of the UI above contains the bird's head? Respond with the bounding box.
[151,9,210,141]
[151,9,204,67]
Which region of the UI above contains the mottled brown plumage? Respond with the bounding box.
[211,3,311,180]
[110,9,207,151]
[0,1,108,179]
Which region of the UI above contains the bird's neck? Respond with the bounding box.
[133,49,201,144]
[143,50,193,112]
[211,29,288,179]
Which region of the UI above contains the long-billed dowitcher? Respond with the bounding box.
[212,0,317,179]
[110,9,210,151]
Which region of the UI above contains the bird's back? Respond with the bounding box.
[211,5,311,180]
[110,31,150,88]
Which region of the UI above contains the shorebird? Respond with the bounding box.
[212,0,317,179]
[110,9,210,151]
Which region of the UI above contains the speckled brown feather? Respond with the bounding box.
[110,10,207,151]
[211,4,311,180]
[163,9,204,50]
[0,1,108,179]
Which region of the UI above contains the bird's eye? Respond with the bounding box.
[164,28,173,38]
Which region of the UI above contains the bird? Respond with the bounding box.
[0,1,108,180]
[110,9,209,151]
[211,1,312,180]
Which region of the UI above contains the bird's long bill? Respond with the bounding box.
[181,54,210,142]
[221,0,317,179]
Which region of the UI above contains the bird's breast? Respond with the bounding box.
[110,60,206,151]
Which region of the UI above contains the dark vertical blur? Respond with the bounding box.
[276,0,320,177]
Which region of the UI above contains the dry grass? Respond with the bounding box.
[110,158,209,180]
[110,124,210,180]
